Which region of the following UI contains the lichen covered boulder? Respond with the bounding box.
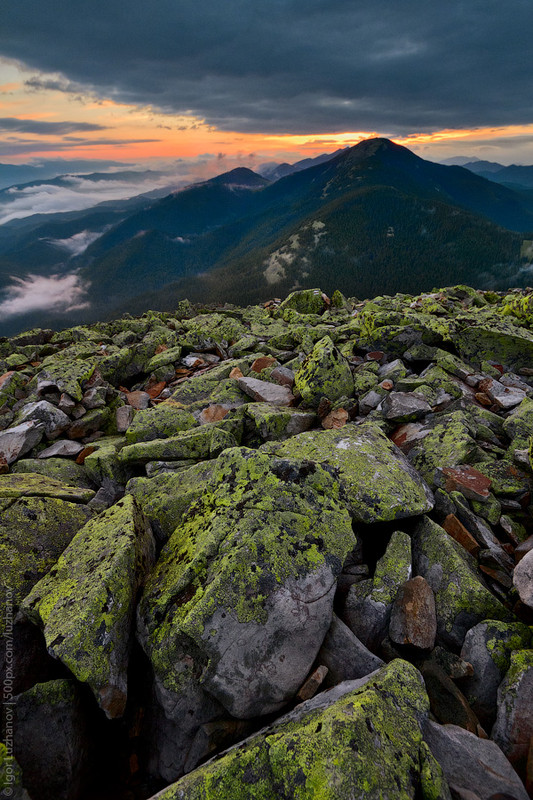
[412,517,508,648]
[138,446,355,722]
[262,422,434,522]
[1,493,93,621]
[491,649,533,775]
[294,335,354,406]
[343,530,412,650]
[460,620,532,727]
[22,495,155,718]
[149,660,450,800]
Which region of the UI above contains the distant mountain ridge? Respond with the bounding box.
[2,138,533,335]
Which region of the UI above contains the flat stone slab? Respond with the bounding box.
[237,376,295,405]
[0,472,95,503]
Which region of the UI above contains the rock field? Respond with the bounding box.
[1,284,533,799]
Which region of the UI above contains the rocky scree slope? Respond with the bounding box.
[1,285,533,800]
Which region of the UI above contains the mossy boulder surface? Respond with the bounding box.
[491,649,533,774]
[21,495,155,718]
[12,458,95,489]
[1,495,92,622]
[126,459,217,540]
[263,422,434,522]
[138,446,355,720]
[294,335,354,407]
[120,423,239,464]
[0,472,94,503]
[125,404,197,443]
[412,517,508,648]
[151,660,450,800]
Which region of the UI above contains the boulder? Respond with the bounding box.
[22,496,155,718]
[491,649,533,775]
[513,548,533,608]
[137,446,355,740]
[412,517,508,648]
[460,620,531,728]
[262,422,434,523]
[0,421,44,465]
[125,404,197,443]
[148,660,451,800]
[294,336,354,406]
[423,720,528,800]
[13,679,93,800]
[120,423,239,465]
[17,400,70,440]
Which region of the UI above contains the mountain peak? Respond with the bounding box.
[207,167,268,188]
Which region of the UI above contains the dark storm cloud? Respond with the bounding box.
[0,117,108,134]
[0,0,532,134]
[0,138,161,157]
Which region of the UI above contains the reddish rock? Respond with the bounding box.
[75,446,96,464]
[146,381,166,399]
[198,405,230,425]
[126,391,151,410]
[390,422,428,453]
[251,356,277,373]
[0,370,15,390]
[443,514,481,556]
[438,465,492,502]
[296,666,328,702]
[229,367,244,379]
[475,392,492,406]
[155,344,168,354]
[321,408,349,430]
[366,351,384,362]
[379,379,394,391]
[271,366,295,388]
[389,576,437,650]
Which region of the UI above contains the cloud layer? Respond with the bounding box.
[0,1,532,135]
[0,272,89,318]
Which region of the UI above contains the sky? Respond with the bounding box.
[0,0,533,176]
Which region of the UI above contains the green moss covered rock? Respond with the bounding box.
[294,335,354,407]
[22,495,155,718]
[262,422,434,523]
[151,659,450,800]
[138,446,355,723]
[412,517,508,648]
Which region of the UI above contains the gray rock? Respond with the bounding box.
[382,391,432,422]
[513,548,533,608]
[423,720,528,800]
[460,621,531,728]
[17,401,70,440]
[237,376,295,405]
[343,531,412,650]
[38,439,84,458]
[116,404,134,432]
[315,613,384,687]
[491,649,533,774]
[0,421,44,465]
